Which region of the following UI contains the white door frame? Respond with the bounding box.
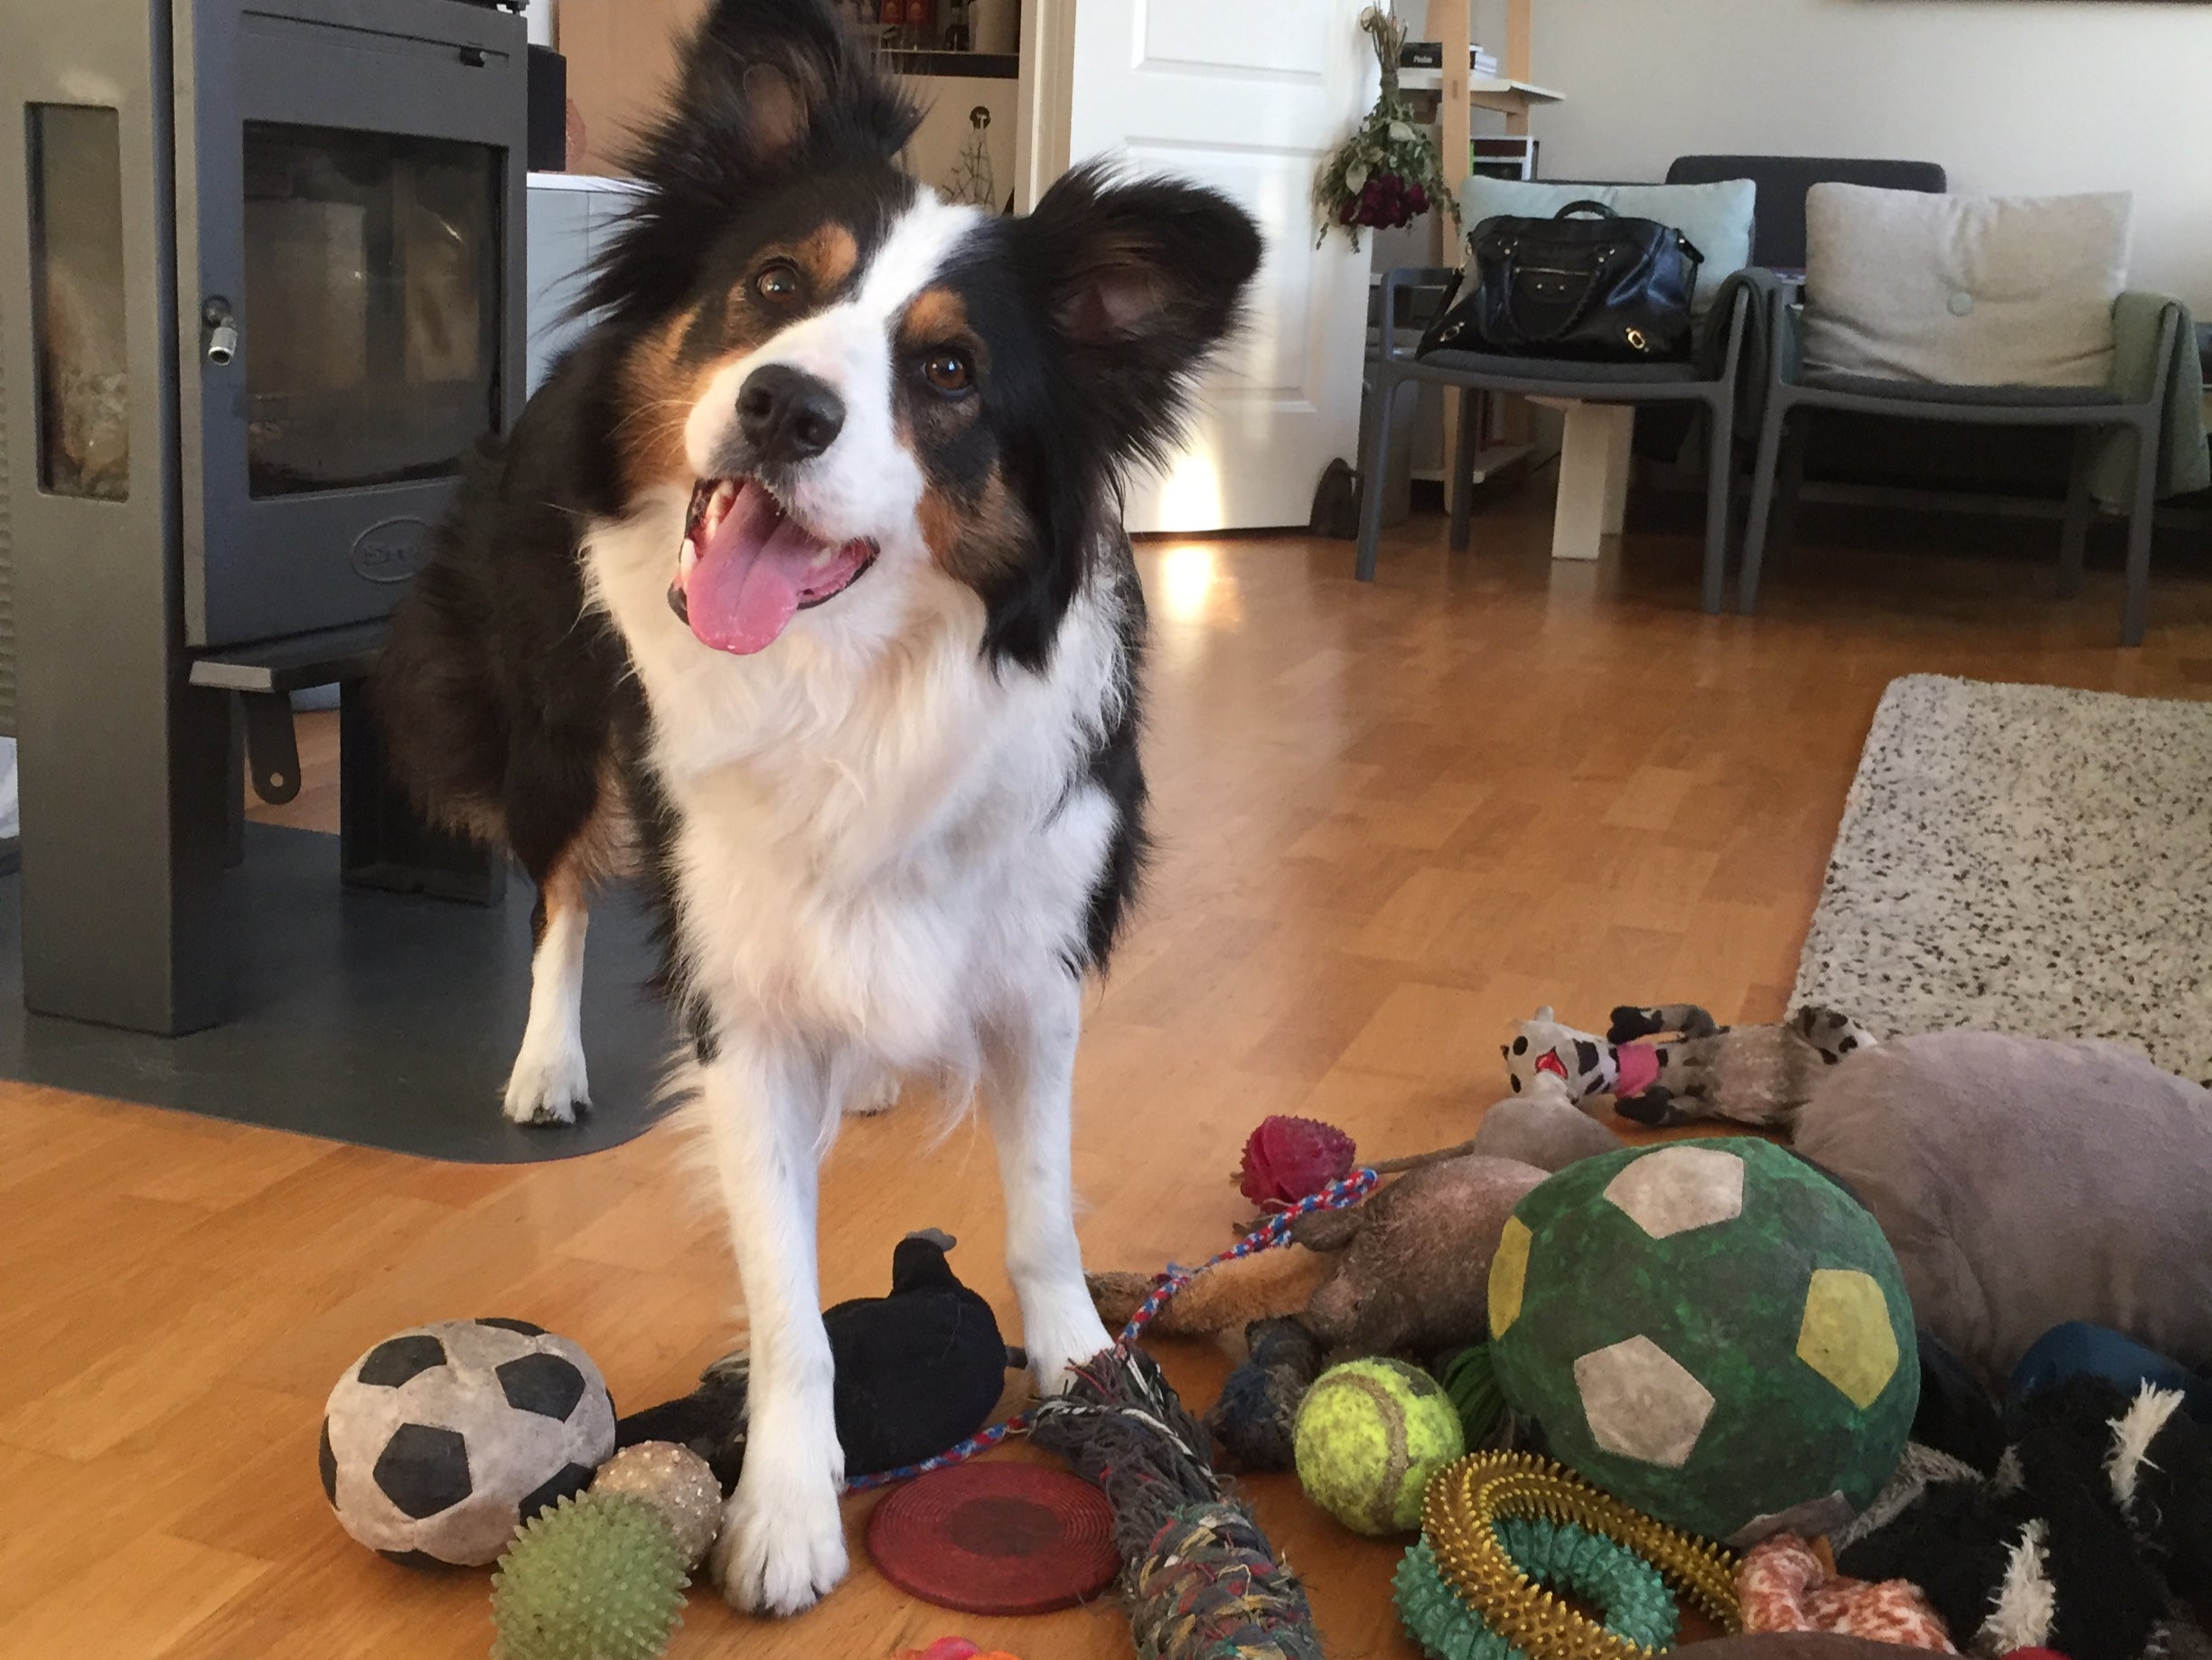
[1014,0,1074,212]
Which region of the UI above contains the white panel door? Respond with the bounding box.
[1064,0,1373,533]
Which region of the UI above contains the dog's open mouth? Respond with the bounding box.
[670,477,876,655]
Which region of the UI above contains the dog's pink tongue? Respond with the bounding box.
[687,481,822,654]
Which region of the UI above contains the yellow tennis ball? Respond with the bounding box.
[1293,1358,1466,1535]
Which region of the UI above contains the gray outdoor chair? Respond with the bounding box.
[1356,265,1765,612]
[1740,288,2185,645]
[1665,155,1948,269]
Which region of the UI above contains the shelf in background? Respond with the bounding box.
[1411,446,1533,488]
[876,50,1018,80]
[1467,442,1534,484]
[1398,67,1564,111]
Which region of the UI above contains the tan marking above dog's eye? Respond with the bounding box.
[755,260,803,305]
[922,350,974,395]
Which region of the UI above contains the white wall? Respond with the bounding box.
[1483,0,2212,311]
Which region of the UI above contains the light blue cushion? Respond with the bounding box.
[1457,177,1757,317]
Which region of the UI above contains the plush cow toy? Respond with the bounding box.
[1503,1004,1877,1133]
[1502,1008,1652,1101]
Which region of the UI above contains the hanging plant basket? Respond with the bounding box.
[1314,6,1460,249]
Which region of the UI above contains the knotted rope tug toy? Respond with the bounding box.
[1399,1451,1742,1658]
[1032,1347,1324,1660]
[1024,1177,1382,1660]
[835,1173,1375,1657]
[852,1174,1377,1657]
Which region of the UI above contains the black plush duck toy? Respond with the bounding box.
[616,1229,1025,1491]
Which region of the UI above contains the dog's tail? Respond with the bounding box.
[369,444,513,849]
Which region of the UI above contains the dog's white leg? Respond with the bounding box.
[984,971,1114,1396]
[843,1071,901,1118]
[503,867,591,1125]
[701,1036,848,1617]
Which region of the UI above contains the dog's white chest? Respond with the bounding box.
[668,764,1104,1063]
[583,510,1121,1065]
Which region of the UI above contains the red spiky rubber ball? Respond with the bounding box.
[1239,1116,1357,1210]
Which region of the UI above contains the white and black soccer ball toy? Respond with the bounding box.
[321,1318,616,1567]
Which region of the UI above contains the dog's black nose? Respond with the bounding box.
[736,364,846,466]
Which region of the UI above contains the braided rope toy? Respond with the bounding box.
[1417,1452,1741,1657]
[1032,1350,1324,1659]
[847,1175,1384,1658]
[847,1168,1382,1493]
[1396,1519,1678,1659]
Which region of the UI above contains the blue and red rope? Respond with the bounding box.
[845,1166,1380,1494]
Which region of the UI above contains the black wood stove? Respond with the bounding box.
[0,0,529,1036]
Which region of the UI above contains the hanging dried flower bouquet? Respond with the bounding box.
[1313,6,1459,248]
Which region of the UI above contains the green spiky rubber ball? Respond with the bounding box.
[492,1491,689,1660]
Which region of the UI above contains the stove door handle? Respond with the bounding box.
[202,298,237,368]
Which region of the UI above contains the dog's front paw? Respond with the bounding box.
[844,1074,901,1118]
[1022,1297,1116,1397]
[501,1045,589,1126]
[713,1440,848,1616]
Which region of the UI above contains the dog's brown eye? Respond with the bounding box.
[923,352,972,395]
[755,261,802,305]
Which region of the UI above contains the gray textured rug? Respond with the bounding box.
[1795,673,2212,1079]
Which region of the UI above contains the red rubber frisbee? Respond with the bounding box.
[867,1462,1120,1615]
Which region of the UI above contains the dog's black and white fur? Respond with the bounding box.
[373,0,1260,1616]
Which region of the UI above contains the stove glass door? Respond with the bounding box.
[242,123,498,498]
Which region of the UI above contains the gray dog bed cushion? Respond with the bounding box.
[1795,1029,2212,1391]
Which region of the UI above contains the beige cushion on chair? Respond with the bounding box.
[1803,183,2132,386]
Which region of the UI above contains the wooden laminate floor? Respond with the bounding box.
[5,492,2211,1659]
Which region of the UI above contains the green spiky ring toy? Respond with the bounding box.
[1395,1521,1677,1659]
[1403,1452,1741,1659]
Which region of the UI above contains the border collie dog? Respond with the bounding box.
[374,0,1259,1616]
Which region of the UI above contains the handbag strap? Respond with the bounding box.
[1550,199,1707,267]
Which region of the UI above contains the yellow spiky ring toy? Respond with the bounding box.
[1395,1452,1741,1658]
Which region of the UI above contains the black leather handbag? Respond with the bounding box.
[1419,200,1705,362]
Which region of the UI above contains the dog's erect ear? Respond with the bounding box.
[587,0,918,314]
[666,0,914,174]
[1017,163,1264,472]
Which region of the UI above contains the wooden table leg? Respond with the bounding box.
[1538,399,1635,562]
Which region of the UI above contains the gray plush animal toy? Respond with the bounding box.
[1602,1002,1878,1130]
[1468,1072,1624,1171]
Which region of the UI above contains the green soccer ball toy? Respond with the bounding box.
[1487,1138,1917,1545]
